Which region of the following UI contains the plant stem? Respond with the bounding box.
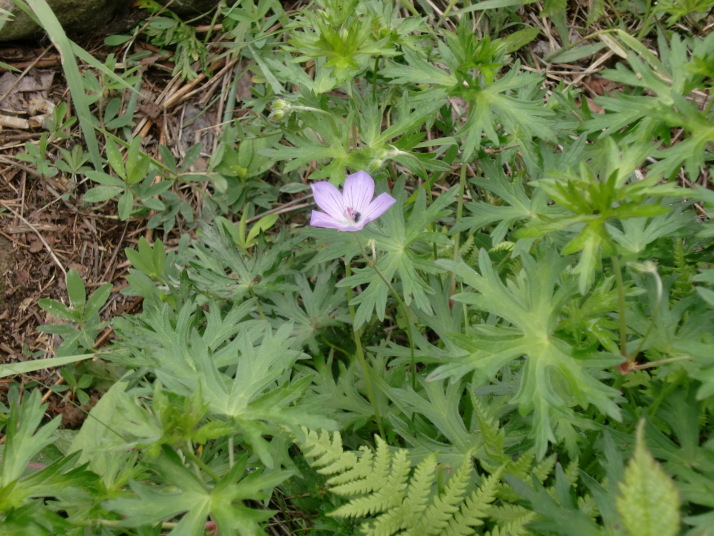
[355,238,417,391]
[345,259,386,438]
[611,255,628,359]
[450,163,468,300]
[184,445,219,482]
[228,436,234,469]
[629,262,664,361]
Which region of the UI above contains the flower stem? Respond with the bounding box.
[345,259,386,438]
[450,163,467,300]
[356,238,418,391]
[612,255,629,359]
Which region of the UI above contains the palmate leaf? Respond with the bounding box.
[104,446,291,536]
[0,391,60,489]
[523,139,684,293]
[505,463,604,536]
[380,40,555,161]
[452,157,553,247]
[455,68,556,162]
[627,273,714,397]
[335,180,458,330]
[434,250,622,457]
[113,300,335,467]
[584,32,714,178]
[0,392,100,521]
[385,379,479,456]
[267,268,350,352]
[187,223,298,302]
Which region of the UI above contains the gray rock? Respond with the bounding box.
[0,0,220,42]
[0,0,127,41]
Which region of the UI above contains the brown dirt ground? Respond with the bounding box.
[0,34,221,422]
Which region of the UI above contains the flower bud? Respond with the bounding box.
[367,159,385,172]
[270,109,285,121]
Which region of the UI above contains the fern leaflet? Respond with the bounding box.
[299,429,504,536]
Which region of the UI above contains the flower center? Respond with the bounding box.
[344,207,361,223]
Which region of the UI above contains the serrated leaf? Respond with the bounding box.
[0,390,61,488]
[616,421,680,536]
[434,250,621,457]
[334,181,456,330]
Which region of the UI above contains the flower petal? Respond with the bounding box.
[310,210,345,230]
[311,182,344,219]
[343,171,374,213]
[361,192,397,224]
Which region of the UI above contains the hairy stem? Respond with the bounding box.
[450,163,468,300]
[356,237,418,391]
[612,255,629,358]
[345,259,386,438]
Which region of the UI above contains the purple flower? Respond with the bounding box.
[310,171,396,231]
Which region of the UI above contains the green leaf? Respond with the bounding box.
[0,353,96,379]
[125,237,166,279]
[104,445,289,535]
[502,27,540,53]
[246,213,279,247]
[83,185,123,203]
[545,43,606,63]
[434,250,621,458]
[0,390,61,488]
[38,298,74,321]
[300,430,502,536]
[118,190,134,220]
[65,269,86,308]
[126,135,151,185]
[616,421,681,536]
[18,0,102,170]
[334,181,457,330]
[85,283,113,317]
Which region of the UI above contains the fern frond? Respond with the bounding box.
[299,430,508,536]
[488,503,537,535]
[673,238,695,298]
[532,453,556,483]
[413,456,472,535]
[504,452,534,480]
[578,493,598,519]
[459,234,476,260]
[489,241,515,253]
[445,466,503,535]
[301,428,358,476]
[402,453,438,519]
[564,459,579,486]
[329,446,377,495]
[363,453,438,536]
[330,438,410,518]
[471,395,506,464]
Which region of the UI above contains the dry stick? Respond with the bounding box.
[246,193,314,224]
[193,57,242,106]
[132,74,183,139]
[566,50,615,89]
[0,201,66,276]
[161,72,208,110]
